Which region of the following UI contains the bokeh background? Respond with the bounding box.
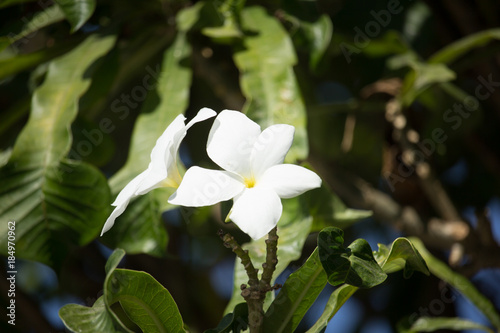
[1,0,500,332]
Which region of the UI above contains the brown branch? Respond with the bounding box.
[260,227,278,291]
[218,230,259,288]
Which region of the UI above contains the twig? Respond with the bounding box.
[260,227,278,291]
[219,228,281,333]
[218,230,259,288]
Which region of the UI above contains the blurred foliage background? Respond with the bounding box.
[1,0,500,332]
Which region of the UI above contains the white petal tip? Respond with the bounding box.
[199,107,217,118]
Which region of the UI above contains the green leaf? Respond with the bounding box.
[428,28,500,65]
[54,0,96,32]
[0,39,78,80]
[305,284,358,333]
[400,317,494,333]
[0,0,36,8]
[318,227,387,288]
[0,5,65,51]
[400,61,457,107]
[105,269,187,333]
[59,296,121,333]
[0,149,11,167]
[101,249,135,332]
[375,237,429,278]
[411,238,500,331]
[301,15,333,70]
[234,6,308,162]
[262,248,328,333]
[176,1,205,32]
[305,183,372,231]
[104,22,195,256]
[224,197,313,313]
[202,0,245,40]
[105,248,125,275]
[0,34,115,268]
[205,303,248,333]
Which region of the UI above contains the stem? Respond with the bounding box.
[260,226,278,291]
[219,231,259,288]
[218,228,280,333]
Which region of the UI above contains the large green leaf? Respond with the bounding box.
[400,317,494,333]
[106,269,187,333]
[224,197,313,314]
[103,6,200,255]
[54,0,96,32]
[375,237,429,278]
[234,6,308,162]
[59,296,121,333]
[428,28,500,65]
[318,227,387,288]
[0,34,115,268]
[262,248,328,333]
[305,284,358,333]
[411,238,500,331]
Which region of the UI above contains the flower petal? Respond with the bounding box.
[136,108,217,194]
[135,114,187,194]
[230,187,282,240]
[168,166,245,207]
[101,170,150,235]
[259,164,322,199]
[185,107,217,130]
[100,203,128,236]
[250,124,294,178]
[207,110,261,177]
[112,169,149,206]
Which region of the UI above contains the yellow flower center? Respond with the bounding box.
[161,177,180,188]
[244,177,256,188]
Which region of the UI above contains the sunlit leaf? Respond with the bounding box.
[400,317,494,333]
[428,28,500,65]
[286,13,333,71]
[234,6,308,162]
[262,248,328,333]
[106,269,187,333]
[375,237,429,278]
[59,296,121,333]
[54,0,96,32]
[411,238,500,331]
[0,34,115,268]
[399,60,457,107]
[318,227,387,288]
[305,284,358,333]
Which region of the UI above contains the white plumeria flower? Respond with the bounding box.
[169,110,322,240]
[101,108,217,236]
